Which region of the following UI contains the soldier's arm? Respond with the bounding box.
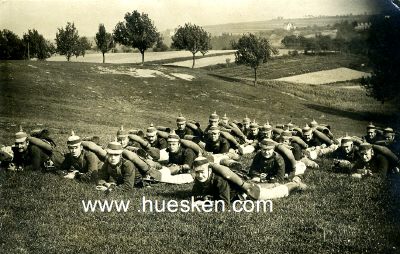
[376,155,389,177]
[249,153,261,178]
[59,154,71,171]
[333,159,354,173]
[272,155,286,183]
[183,148,196,169]
[251,140,259,148]
[97,162,108,186]
[77,152,99,182]
[192,181,204,201]
[30,145,43,171]
[292,144,303,161]
[220,139,230,154]
[115,161,135,191]
[145,147,161,161]
[215,177,231,206]
[158,138,168,150]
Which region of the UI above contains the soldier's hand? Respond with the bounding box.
[7,163,16,171]
[168,164,181,174]
[63,170,79,179]
[181,164,190,173]
[356,168,367,174]
[337,160,351,167]
[351,173,362,179]
[251,177,261,182]
[364,170,373,176]
[96,185,108,191]
[104,182,116,188]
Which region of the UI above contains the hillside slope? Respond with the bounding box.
[0,61,399,253]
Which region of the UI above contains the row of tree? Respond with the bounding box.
[281,36,368,55]
[104,10,211,67]
[55,23,92,61]
[0,27,91,61]
[1,10,212,67]
[281,20,369,55]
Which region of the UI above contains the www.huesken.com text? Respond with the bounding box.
[82,196,273,213]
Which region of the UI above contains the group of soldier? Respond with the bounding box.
[1,112,399,206]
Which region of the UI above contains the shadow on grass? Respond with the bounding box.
[207,73,243,83]
[157,189,191,200]
[304,103,397,125]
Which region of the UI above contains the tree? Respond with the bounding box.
[73,36,92,58]
[23,29,52,60]
[152,36,168,52]
[95,24,114,63]
[55,22,79,61]
[316,34,333,51]
[334,20,358,42]
[171,23,211,68]
[47,40,56,55]
[281,35,298,48]
[361,15,400,105]
[113,10,159,65]
[0,29,25,60]
[232,34,278,86]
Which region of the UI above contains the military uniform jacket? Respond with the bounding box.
[168,147,196,167]
[12,144,50,171]
[240,127,250,138]
[205,136,230,154]
[203,125,228,141]
[304,136,322,148]
[247,132,263,141]
[291,142,303,161]
[192,171,231,205]
[175,127,195,139]
[249,151,285,183]
[251,133,269,150]
[330,147,359,173]
[331,147,359,162]
[352,154,389,177]
[380,140,400,156]
[362,134,384,144]
[60,150,99,182]
[98,158,136,190]
[148,137,168,150]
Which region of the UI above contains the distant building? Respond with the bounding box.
[284,22,296,31]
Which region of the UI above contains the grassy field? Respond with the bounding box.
[0,59,399,253]
[47,50,235,64]
[206,53,370,80]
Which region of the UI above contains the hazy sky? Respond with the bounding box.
[0,0,394,39]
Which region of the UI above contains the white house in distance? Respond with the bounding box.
[284,22,296,31]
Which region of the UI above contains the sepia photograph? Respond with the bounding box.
[0,0,399,253]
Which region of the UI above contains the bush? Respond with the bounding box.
[153,42,169,52]
[288,50,299,56]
